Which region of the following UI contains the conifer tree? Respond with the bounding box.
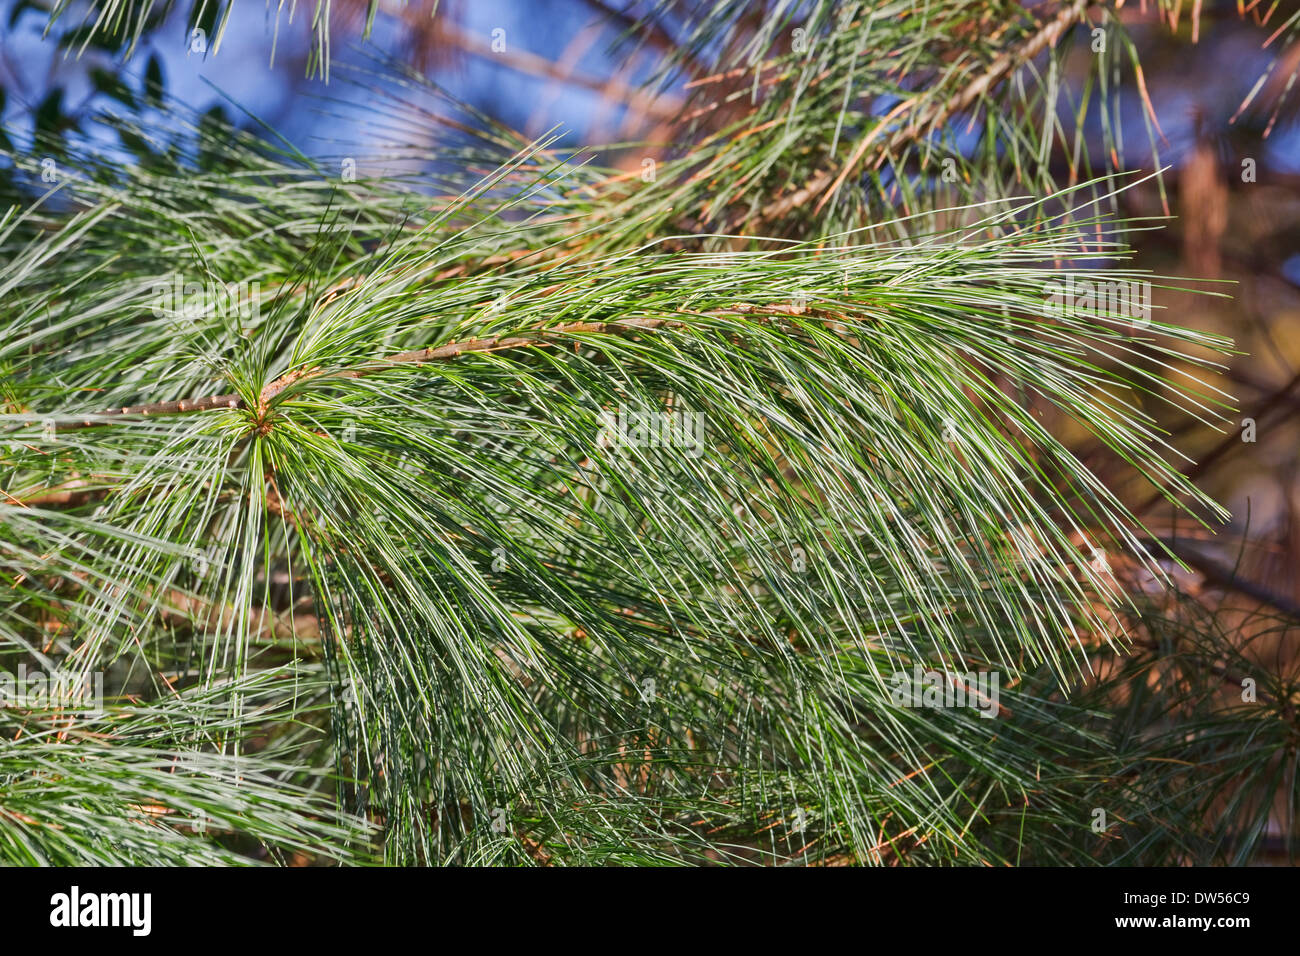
[1,0,1295,865]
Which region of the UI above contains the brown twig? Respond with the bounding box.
[1149,536,1300,621]
[753,0,1093,226]
[54,393,244,432]
[47,319,677,434]
[46,304,822,435]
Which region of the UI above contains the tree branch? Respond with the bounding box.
[755,0,1094,225]
[48,305,814,434]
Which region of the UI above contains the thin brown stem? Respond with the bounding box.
[47,304,814,434]
[754,0,1093,227]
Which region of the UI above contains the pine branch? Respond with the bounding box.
[7,1,1293,866]
[47,306,824,434]
[754,0,1095,226]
